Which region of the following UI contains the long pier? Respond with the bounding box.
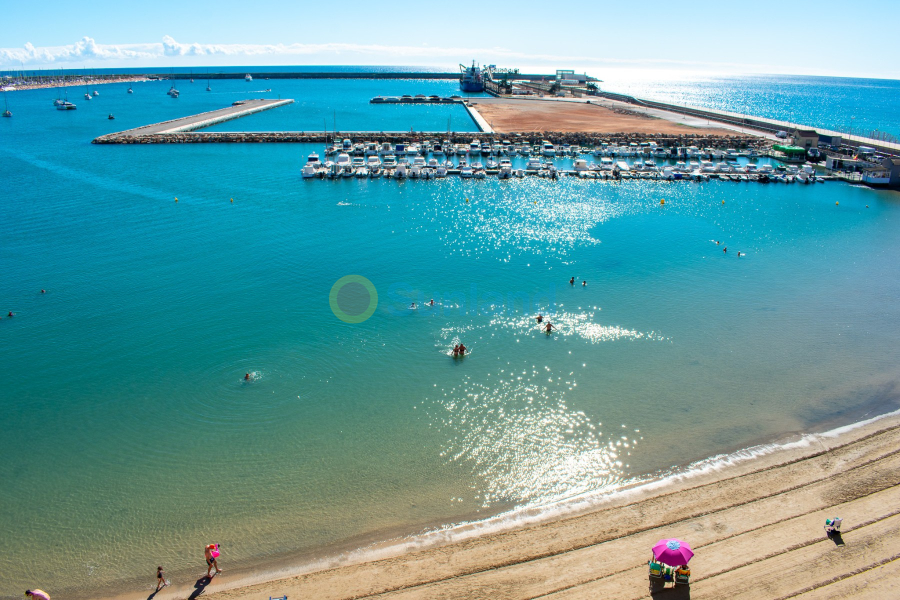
[149,72,568,82]
[94,99,293,142]
[595,91,900,157]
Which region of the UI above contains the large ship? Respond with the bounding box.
[459,61,484,93]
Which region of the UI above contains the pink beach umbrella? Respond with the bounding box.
[652,538,694,566]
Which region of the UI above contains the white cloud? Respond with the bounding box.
[0,37,891,79]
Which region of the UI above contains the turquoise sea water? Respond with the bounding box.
[602,74,900,139]
[2,75,900,599]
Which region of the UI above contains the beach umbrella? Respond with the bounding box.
[652,538,693,566]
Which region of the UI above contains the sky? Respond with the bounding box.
[2,0,898,80]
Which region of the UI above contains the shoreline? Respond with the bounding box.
[84,406,900,600]
[1,76,150,92]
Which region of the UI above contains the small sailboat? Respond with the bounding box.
[2,92,11,117]
[127,86,133,94]
[108,114,115,120]
[206,79,211,92]
[93,89,99,96]
[244,73,253,82]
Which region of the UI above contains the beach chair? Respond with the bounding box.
[675,568,691,585]
[648,561,663,578]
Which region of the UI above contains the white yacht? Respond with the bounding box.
[525,158,543,170]
[468,140,481,156]
[336,153,352,176]
[459,166,474,178]
[541,141,556,157]
[245,74,253,82]
[573,159,589,172]
[366,155,382,169]
[382,155,398,169]
[301,152,322,178]
[599,157,615,171]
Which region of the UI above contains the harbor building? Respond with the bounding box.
[793,129,819,149]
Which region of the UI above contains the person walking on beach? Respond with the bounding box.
[156,566,169,591]
[205,544,222,577]
[25,591,50,600]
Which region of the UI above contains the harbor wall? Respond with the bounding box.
[93,131,762,146]
[595,91,900,157]
[151,72,566,81]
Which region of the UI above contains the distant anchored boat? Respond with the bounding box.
[245,73,253,82]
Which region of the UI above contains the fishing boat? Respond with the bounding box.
[459,61,484,93]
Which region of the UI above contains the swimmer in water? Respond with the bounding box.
[545,322,555,333]
[244,373,250,381]
[429,299,434,306]
[458,343,467,355]
[582,280,586,286]
[723,247,727,254]
[536,314,543,323]
[41,289,46,294]
[452,344,459,357]
[569,277,575,285]
[737,251,741,257]
[7,311,12,317]
[410,302,417,310]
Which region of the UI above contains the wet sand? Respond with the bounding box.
[103,411,900,600]
[468,97,735,135]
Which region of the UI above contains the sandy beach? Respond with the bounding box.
[468,97,735,136]
[97,411,900,600]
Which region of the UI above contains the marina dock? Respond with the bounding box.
[94,98,293,142]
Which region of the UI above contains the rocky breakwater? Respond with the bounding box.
[94,131,766,149]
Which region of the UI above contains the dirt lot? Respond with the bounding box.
[470,98,731,135]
